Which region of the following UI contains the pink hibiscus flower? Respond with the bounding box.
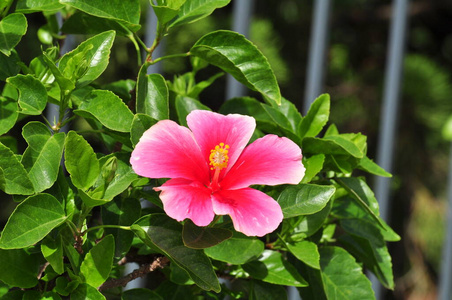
[130,110,305,236]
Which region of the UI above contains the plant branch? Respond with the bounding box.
[98,256,169,291]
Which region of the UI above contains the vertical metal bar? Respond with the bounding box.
[372,0,409,298]
[439,143,452,299]
[225,0,255,100]
[145,5,164,75]
[303,0,332,114]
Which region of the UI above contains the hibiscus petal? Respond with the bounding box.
[186,110,255,178]
[212,188,283,237]
[220,134,305,190]
[155,178,214,226]
[130,120,209,184]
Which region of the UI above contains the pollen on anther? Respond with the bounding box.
[209,142,230,170]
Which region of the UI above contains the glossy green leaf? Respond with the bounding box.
[42,52,75,93]
[319,247,375,300]
[278,184,335,218]
[358,156,392,177]
[0,97,18,135]
[102,197,141,260]
[182,220,232,249]
[276,97,303,132]
[301,154,325,183]
[122,288,163,300]
[60,0,140,31]
[7,74,47,115]
[136,70,169,121]
[170,263,195,285]
[16,0,64,13]
[169,0,230,28]
[80,235,114,288]
[71,283,106,300]
[0,142,34,195]
[287,240,320,270]
[175,95,211,127]
[131,214,220,292]
[151,0,186,25]
[0,13,27,56]
[339,219,395,289]
[243,250,308,287]
[0,193,66,249]
[100,153,138,200]
[0,51,20,80]
[75,90,134,132]
[191,30,281,105]
[78,188,110,207]
[21,122,65,193]
[64,131,100,191]
[41,235,64,274]
[302,135,364,158]
[130,113,158,147]
[290,200,333,239]
[204,233,264,264]
[61,11,130,36]
[299,94,330,138]
[0,249,40,288]
[58,30,116,88]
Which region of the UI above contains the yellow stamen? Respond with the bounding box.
[209,142,230,170]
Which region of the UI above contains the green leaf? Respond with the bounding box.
[75,90,134,132]
[0,193,66,249]
[42,51,75,93]
[243,250,308,287]
[0,13,27,56]
[0,249,40,288]
[302,136,364,158]
[190,30,281,105]
[298,94,330,138]
[339,219,395,289]
[64,131,100,191]
[102,197,141,260]
[61,11,131,36]
[151,0,186,25]
[301,154,325,183]
[122,288,163,300]
[80,235,115,288]
[358,156,392,177]
[169,0,230,28]
[204,233,264,264]
[41,235,64,274]
[319,247,375,300]
[7,74,47,115]
[78,188,110,207]
[60,0,140,32]
[16,0,64,13]
[131,214,220,292]
[277,184,335,218]
[175,95,211,127]
[0,142,34,195]
[287,240,320,269]
[99,153,138,200]
[130,113,158,147]
[58,30,116,88]
[0,96,18,135]
[0,51,20,81]
[71,283,106,300]
[136,70,169,121]
[21,122,65,193]
[182,220,232,249]
[290,200,333,239]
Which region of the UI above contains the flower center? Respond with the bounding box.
[209,143,229,170]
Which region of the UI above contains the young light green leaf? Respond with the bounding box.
[243,250,308,287]
[136,69,169,121]
[41,235,64,275]
[80,235,115,288]
[319,247,375,300]
[130,113,158,147]
[287,240,320,270]
[0,97,18,135]
[0,249,40,288]
[58,30,116,88]
[175,95,211,127]
[60,0,140,32]
[277,184,335,218]
[301,154,325,183]
[64,131,100,191]
[131,214,220,292]
[190,30,281,105]
[169,0,230,28]
[302,136,364,158]
[0,13,27,56]
[358,156,392,177]
[0,193,66,249]
[151,0,186,25]
[7,74,47,115]
[298,94,330,138]
[0,142,34,195]
[21,122,65,193]
[204,233,264,264]
[75,90,134,132]
[182,220,232,249]
[16,0,64,13]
